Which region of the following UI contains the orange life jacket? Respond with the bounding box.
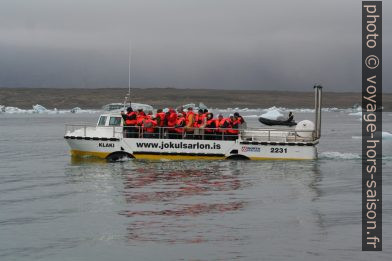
[125,111,137,126]
[217,118,231,133]
[205,118,217,133]
[227,118,239,134]
[143,118,157,133]
[185,111,195,126]
[175,117,186,133]
[167,110,177,128]
[156,112,166,127]
[136,112,146,126]
[194,113,206,128]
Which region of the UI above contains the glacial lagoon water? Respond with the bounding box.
[0,110,391,260]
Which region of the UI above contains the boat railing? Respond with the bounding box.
[65,124,317,142]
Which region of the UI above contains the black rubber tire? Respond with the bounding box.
[226,155,250,160]
[106,152,133,162]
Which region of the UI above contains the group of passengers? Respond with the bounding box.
[121,106,246,140]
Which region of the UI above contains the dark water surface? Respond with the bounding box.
[0,112,391,260]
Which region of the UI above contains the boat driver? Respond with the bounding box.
[288,112,294,122]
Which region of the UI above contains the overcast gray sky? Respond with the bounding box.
[0,0,390,91]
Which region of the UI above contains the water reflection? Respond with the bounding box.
[66,159,324,246]
[121,162,243,203]
[117,161,247,244]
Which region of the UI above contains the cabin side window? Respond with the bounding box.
[109,117,122,126]
[98,116,107,126]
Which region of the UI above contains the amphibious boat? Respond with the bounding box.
[64,86,322,161]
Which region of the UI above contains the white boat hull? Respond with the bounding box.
[65,137,318,160]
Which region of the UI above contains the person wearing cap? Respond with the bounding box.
[205,113,217,140]
[227,114,239,140]
[234,112,246,129]
[215,114,230,140]
[194,109,207,139]
[155,109,166,138]
[121,106,138,138]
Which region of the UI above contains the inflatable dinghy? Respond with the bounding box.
[258,117,297,126]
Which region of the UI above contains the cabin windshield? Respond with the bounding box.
[98,116,107,126]
[109,117,122,126]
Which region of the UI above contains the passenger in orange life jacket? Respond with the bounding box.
[121,106,138,138]
[185,107,195,139]
[155,109,166,127]
[135,109,146,137]
[194,109,207,139]
[142,116,157,138]
[166,108,177,128]
[205,113,217,140]
[174,113,186,139]
[155,108,166,138]
[216,114,232,140]
[136,109,146,125]
[166,108,178,139]
[226,114,239,140]
[194,109,207,128]
[146,110,154,119]
[233,112,246,128]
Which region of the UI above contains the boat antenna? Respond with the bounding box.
[128,40,131,99]
[124,40,132,110]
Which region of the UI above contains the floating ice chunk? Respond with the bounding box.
[198,102,208,110]
[242,114,258,118]
[260,109,284,120]
[32,104,48,113]
[71,107,82,113]
[383,131,392,140]
[319,152,360,160]
[4,106,28,113]
[349,112,362,116]
[180,102,210,112]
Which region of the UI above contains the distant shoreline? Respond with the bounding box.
[1,87,392,110]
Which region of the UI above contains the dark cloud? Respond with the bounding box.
[0,0,390,91]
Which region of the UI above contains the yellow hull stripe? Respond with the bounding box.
[70,150,110,159]
[69,150,312,161]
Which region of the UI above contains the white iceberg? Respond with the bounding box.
[71,107,82,113]
[383,131,392,140]
[32,104,48,113]
[349,112,362,116]
[319,152,360,160]
[260,109,284,120]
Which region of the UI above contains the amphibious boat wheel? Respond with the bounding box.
[106,152,134,162]
[226,155,250,160]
